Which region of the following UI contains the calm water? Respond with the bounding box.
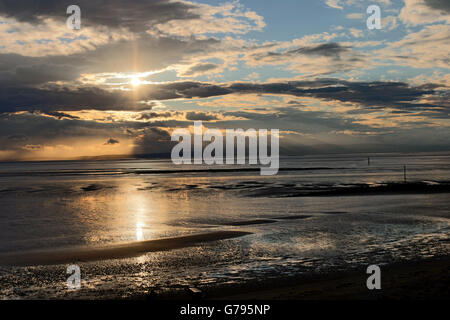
[0,152,449,298]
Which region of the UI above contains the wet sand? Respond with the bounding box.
[210,257,450,300]
[0,231,251,266]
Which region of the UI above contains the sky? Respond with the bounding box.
[0,0,449,160]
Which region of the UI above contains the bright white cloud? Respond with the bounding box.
[399,0,450,26]
[0,17,133,57]
[152,0,265,36]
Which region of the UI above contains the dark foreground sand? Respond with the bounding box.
[1,230,448,300]
[209,257,450,300]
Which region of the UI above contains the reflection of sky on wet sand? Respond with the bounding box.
[0,167,448,254]
[0,155,449,298]
[68,179,178,246]
[67,176,449,261]
[1,171,449,256]
[136,222,144,241]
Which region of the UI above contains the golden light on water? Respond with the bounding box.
[135,195,147,241]
[136,221,144,241]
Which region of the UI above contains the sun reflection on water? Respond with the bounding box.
[136,221,144,241]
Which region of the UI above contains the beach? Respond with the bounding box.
[0,153,449,299]
[215,257,450,300]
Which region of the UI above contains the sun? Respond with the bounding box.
[130,77,141,87]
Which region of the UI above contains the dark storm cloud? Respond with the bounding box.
[185,111,218,121]
[136,111,175,120]
[0,111,188,155]
[0,112,123,152]
[13,64,78,85]
[251,43,351,61]
[286,43,351,58]
[142,79,447,116]
[146,81,232,100]
[41,111,80,120]
[7,134,28,142]
[192,106,450,155]
[424,0,450,13]
[133,127,174,155]
[0,0,198,32]
[0,79,447,117]
[181,63,219,76]
[0,85,137,112]
[0,53,81,86]
[222,106,371,133]
[0,106,448,159]
[104,138,119,145]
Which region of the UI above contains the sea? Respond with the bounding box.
[0,152,449,298]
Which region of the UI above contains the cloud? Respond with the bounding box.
[179,63,220,77]
[0,0,198,31]
[0,0,263,76]
[0,0,264,43]
[144,81,232,101]
[7,134,28,142]
[0,85,138,112]
[185,111,218,121]
[1,78,446,118]
[152,1,265,36]
[399,0,450,26]
[285,43,351,57]
[104,138,119,145]
[133,127,174,155]
[0,15,132,57]
[349,28,363,38]
[245,41,363,76]
[0,111,136,159]
[0,0,448,160]
[0,92,448,161]
[376,24,450,68]
[143,79,445,115]
[346,13,364,19]
[0,53,82,85]
[136,111,177,120]
[325,0,344,10]
[423,0,450,13]
[382,15,399,31]
[42,111,80,120]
